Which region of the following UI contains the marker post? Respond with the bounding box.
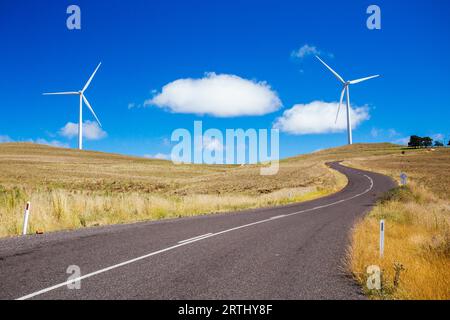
[400,172,407,186]
[22,202,31,236]
[379,220,385,258]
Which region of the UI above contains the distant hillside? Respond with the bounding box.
[1,141,445,238]
[0,142,438,197]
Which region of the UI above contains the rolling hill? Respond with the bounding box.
[0,142,448,238]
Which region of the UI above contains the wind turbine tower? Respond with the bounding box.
[316,56,379,145]
[43,63,102,150]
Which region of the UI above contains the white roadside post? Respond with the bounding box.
[22,202,31,236]
[400,172,407,186]
[379,220,385,258]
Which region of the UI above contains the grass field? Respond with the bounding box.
[345,148,450,300]
[0,142,350,238]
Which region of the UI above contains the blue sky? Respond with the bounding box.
[1,0,449,160]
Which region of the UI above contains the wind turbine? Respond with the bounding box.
[43,63,102,150]
[315,56,379,145]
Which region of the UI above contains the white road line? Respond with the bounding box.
[16,173,374,300]
[178,233,213,244]
[270,215,286,220]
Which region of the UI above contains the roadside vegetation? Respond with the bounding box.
[346,146,450,300]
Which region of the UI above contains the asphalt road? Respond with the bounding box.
[0,162,396,300]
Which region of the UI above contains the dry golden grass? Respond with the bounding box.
[0,142,348,238]
[344,147,450,198]
[346,148,450,300]
[0,142,344,195]
[0,185,332,237]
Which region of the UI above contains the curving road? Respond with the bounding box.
[0,162,396,300]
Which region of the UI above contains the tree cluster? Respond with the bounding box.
[407,135,445,148]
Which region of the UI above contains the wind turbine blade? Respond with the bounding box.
[43,92,79,95]
[82,95,102,127]
[82,62,102,92]
[315,55,345,84]
[349,75,380,85]
[336,87,346,124]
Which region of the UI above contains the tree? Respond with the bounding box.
[408,135,434,148]
[422,137,433,148]
[448,140,450,146]
[408,135,422,148]
[434,141,444,147]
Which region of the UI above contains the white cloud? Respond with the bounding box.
[370,128,380,138]
[34,139,69,148]
[0,135,13,143]
[387,129,400,138]
[144,153,169,160]
[145,72,282,117]
[0,135,68,148]
[162,137,171,146]
[291,44,321,59]
[128,102,143,109]
[202,136,223,152]
[432,133,444,141]
[392,137,410,146]
[59,121,107,140]
[273,101,370,135]
[371,128,400,139]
